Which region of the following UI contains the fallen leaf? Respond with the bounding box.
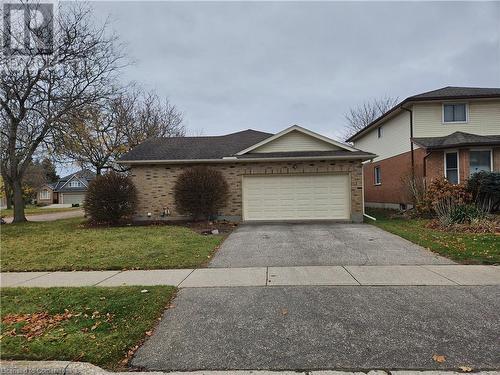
[432,354,446,363]
[2,311,74,339]
[281,309,288,316]
[145,330,153,336]
[459,366,473,372]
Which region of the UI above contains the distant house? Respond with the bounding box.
[37,169,96,205]
[347,86,500,209]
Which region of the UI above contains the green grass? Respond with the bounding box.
[1,218,224,271]
[1,205,80,217]
[366,208,500,264]
[0,286,175,370]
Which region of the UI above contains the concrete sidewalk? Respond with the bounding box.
[1,265,499,288]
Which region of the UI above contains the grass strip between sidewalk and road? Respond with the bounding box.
[0,286,175,370]
[1,218,224,271]
[366,208,499,265]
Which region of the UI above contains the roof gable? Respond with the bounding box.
[236,125,357,155]
[59,174,89,190]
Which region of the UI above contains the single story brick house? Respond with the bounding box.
[118,125,376,222]
[37,169,96,205]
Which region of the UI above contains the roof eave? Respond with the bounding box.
[347,94,500,143]
[118,154,377,165]
[414,141,500,150]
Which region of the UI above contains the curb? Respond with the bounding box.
[0,362,499,375]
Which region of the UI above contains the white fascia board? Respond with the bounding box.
[117,154,376,165]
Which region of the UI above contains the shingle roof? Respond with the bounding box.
[347,86,500,142]
[412,131,500,150]
[119,129,375,162]
[52,169,96,192]
[119,130,273,161]
[410,86,500,100]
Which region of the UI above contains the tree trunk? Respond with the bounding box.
[6,189,12,209]
[12,179,27,223]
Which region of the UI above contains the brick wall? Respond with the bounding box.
[363,148,426,205]
[130,159,364,222]
[366,146,500,206]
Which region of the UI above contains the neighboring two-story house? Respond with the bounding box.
[347,87,500,209]
[37,169,96,206]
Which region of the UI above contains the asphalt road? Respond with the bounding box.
[132,285,500,371]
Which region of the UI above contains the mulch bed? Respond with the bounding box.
[83,218,238,234]
[425,218,500,234]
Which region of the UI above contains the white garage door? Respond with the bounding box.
[62,193,85,205]
[242,174,350,221]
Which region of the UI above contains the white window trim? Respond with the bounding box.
[469,148,493,174]
[374,166,381,185]
[40,189,50,200]
[442,102,469,124]
[69,180,83,188]
[444,150,460,184]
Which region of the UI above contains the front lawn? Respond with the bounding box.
[366,208,499,264]
[0,286,175,370]
[1,205,80,217]
[1,218,224,271]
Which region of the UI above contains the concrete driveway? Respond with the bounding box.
[209,223,453,268]
[132,285,500,371]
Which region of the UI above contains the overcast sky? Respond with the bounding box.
[60,1,500,174]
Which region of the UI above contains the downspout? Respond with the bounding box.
[401,105,415,179]
[362,158,377,221]
[422,151,431,186]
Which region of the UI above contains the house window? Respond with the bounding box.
[40,189,49,199]
[377,126,383,138]
[444,151,459,184]
[443,103,467,123]
[374,166,381,185]
[68,180,83,188]
[469,150,492,175]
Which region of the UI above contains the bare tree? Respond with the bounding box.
[1,3,125,222]
[122,88,185,148]
[343,96,398,140]
[60,89,184,174]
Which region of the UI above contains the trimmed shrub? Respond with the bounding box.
[84,172,137,224]
[416,177,471,216]
[174,166,229,220]
[466,171,500,212]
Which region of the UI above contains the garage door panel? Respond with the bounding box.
[62,193,85,205]
[242,174,350,221]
